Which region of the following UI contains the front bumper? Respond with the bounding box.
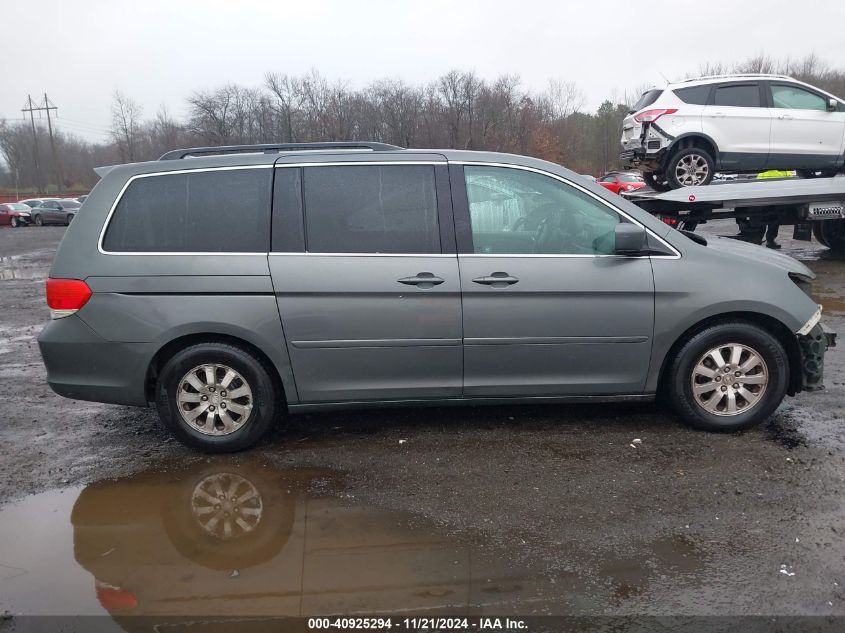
[797,322,836,391]
[12,215,32,225]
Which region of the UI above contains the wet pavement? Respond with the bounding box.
[0,223,843,624]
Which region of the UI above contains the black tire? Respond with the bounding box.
[817,218,845,251]
[667,321,789,431]
[155,342,280,452]
[665,147,716,189]
[643,171,672,192]
[9,217,19,228]
[34,214,43,226]
[65,214,74,225]
[812,222,830,248]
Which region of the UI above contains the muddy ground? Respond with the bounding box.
[0,222,843,621]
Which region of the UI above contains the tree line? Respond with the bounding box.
[2,54,844,193]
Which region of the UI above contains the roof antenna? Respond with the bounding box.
[658,70,670,84]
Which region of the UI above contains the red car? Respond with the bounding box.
[597,172,647,195]
[0,202,33,228]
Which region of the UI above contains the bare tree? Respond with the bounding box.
[110,90,143,162]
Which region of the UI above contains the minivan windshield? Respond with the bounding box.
[630,89,663,113]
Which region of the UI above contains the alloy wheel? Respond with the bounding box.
[690,343,768,416]
[674,153,710,186]
[177,364,254,435]
[190,472,263,540]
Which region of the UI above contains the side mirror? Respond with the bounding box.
[828,98,838,112]
[615,223,647,255]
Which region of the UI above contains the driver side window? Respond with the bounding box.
[464,166,620,255]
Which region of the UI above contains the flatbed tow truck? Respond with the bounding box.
[623,175,845,249]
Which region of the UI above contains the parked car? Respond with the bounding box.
[30,199,81,226]
[0,202,33,227]
[38,142,833,452]
[76,195,89,203]
[620,74,845,190]
[598,171,647,194]
[19,197,59,208]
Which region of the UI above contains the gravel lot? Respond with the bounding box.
[0,222,843,620]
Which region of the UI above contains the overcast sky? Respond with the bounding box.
[3,0,845,144]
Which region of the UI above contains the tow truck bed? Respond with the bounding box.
[624,175,845,216]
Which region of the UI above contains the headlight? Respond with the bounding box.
[18,212,31,217]
[797,305,822,336]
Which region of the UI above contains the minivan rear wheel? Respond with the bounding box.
[156,342,279,452]
[667,322,788,431]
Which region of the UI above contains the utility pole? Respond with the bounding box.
[42,93,62,194]
[21,95,42,194]
[21,94,61,194]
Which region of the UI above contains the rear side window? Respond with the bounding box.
[673,85,711,105]
[303,165,440,254]
[714,84,760,108]
[103,168,271,253]
[631,89,662,112]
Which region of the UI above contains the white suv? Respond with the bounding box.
[620,74,845,190]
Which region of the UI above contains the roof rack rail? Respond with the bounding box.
[681,73,793,83]
[159,142,404,160]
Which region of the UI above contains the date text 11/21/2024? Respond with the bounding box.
[307,617,528,630]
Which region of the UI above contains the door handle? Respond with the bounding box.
[779,114,794,120]
[397,272,445,289]
[713,111,726,117]
[472,272,519,288]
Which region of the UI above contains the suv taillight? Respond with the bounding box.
[46,278,92,319]
[633,108,678,123]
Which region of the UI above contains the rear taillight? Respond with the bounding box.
[46,278,92,319]
[633,108,678,123]
[660,216,679,227]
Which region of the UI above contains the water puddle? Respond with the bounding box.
[0,460,708,622]
[0,460,560,619]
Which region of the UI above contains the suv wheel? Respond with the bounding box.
[667,322,788,431]
[643,171,672,192]
[812,222,830,247]
[817,218,845,251]
[666,147,715,189]
[156,342,279,452]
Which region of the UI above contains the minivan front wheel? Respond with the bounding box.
[666,147,715,189]
[667,322,788,431]
[156,342,279,452]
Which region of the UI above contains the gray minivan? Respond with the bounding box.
[38,142,834,452]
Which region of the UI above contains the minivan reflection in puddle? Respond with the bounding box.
[69,461,549,618]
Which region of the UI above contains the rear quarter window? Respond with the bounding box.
[673,85,711,105]
[102,168,272,253]
[631,89,663,112]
